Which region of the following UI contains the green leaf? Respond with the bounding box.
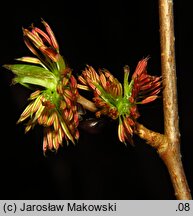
[95,83,117,106]
[124,70,133,99]
[56,55,66,73]
[3,64,57,90]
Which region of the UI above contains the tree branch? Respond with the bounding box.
[77,94,97,112]
[135,123,192,199]
[158,0,192,199]
[159,0,180,147]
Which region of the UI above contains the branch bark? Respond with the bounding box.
[135,0,192,200]
[158,0,191,199]
[134,0,192,200]
[77,94,97,112]
[135,123,192,199]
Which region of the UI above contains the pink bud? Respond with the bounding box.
[141,95,158,104]
[132,57,149,79]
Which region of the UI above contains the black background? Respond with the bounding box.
[0,1,192,200]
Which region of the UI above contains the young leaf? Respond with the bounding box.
[3,64,57,90]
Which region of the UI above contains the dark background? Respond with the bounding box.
[0,0,192,199]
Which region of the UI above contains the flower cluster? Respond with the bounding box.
[3,19,162,153]
[78,58,161,144]
[3,20,79,153]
